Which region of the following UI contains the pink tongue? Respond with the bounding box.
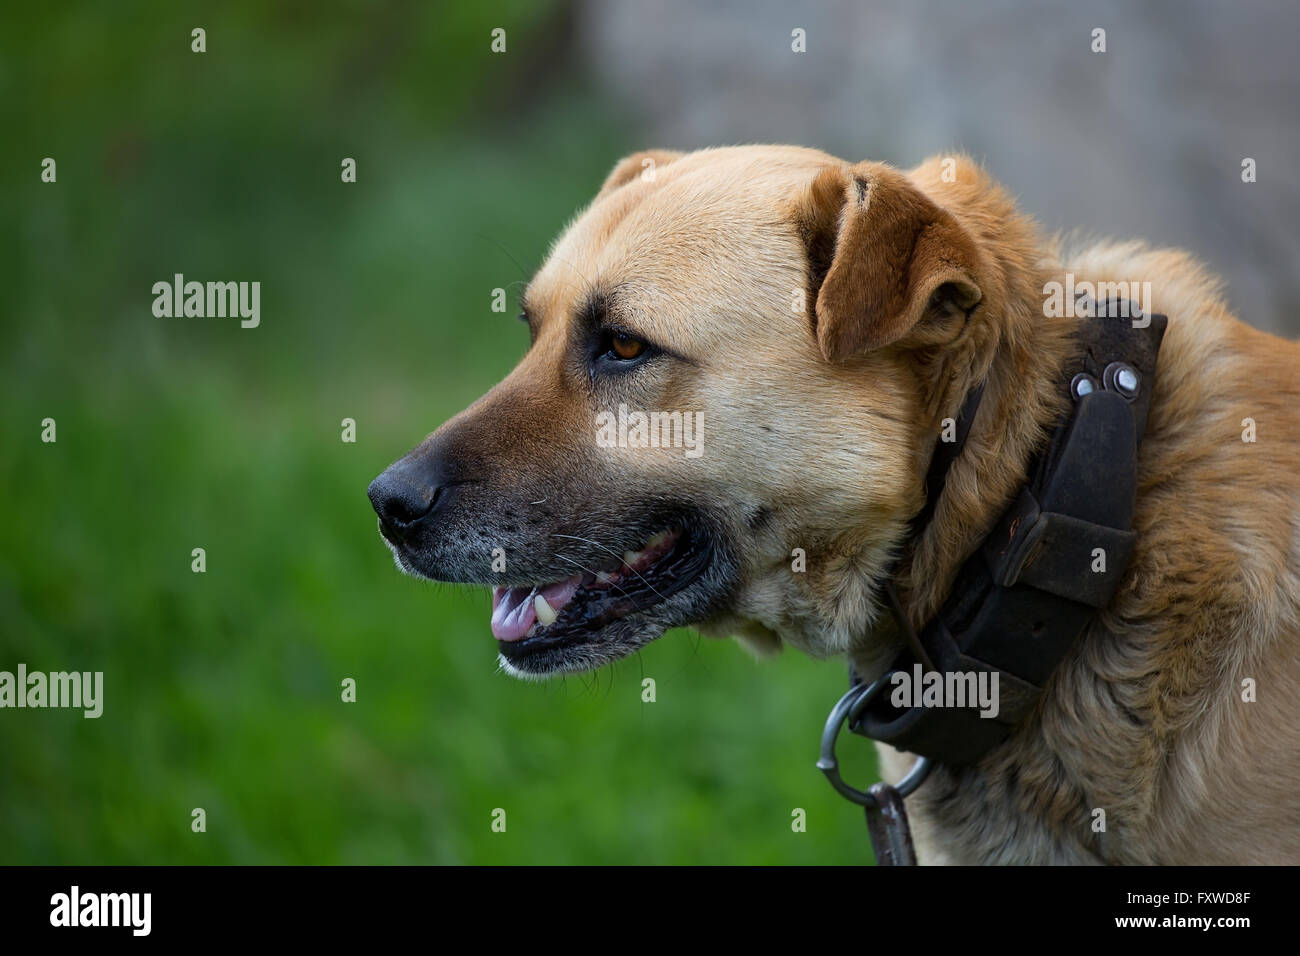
[490,575,582,641]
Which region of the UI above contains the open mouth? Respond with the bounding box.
[492,525,715,669]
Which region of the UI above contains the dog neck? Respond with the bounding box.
[856,164,1078,672]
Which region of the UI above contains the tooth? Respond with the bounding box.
[624,550,641,566]
[596,570,618,584]
[534,593,558,625]
[646,531,671,548]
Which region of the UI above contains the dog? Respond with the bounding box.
[368,146,1300,864]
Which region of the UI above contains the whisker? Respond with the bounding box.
[551,551,634,598]
[545,254,598,301]
[471,233,531,281]
[549,533,670,603]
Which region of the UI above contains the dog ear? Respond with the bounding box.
[798,162,984,362]
[597,150,684,197]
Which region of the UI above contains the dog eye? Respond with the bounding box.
[597,329,648,363]
[609,332,645,360]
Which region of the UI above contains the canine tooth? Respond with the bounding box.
[534,593,558,625]
[646,531,671,548]
[596,570,618,584]
[623,550,641,566]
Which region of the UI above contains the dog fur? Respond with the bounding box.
[374,146,1300,864]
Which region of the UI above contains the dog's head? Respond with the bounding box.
[369,146,1017,678]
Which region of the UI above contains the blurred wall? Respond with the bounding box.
[581,0,1300,334]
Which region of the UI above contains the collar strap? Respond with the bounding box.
[849,301,1168,765]
[910,381,985,541]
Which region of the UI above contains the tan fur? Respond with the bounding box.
[421,145,1300,862]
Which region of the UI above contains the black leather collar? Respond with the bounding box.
[848,298,1168,765]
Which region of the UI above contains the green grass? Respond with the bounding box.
[0,3,879,864]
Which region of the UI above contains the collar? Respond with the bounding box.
[845,298,1168,765]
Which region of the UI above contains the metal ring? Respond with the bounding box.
[893,753,933,797]
[817,678,933,806]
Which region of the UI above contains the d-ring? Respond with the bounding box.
[817,678,932,807]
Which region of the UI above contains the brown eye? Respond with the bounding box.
[610,332,645,360]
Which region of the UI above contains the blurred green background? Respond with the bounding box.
[0,2,876,864]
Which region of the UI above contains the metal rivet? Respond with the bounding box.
[1070,373,1096,399]
[1103,361,1140,399]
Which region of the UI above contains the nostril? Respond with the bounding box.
[386,491,435,527]
[367,473,436,528]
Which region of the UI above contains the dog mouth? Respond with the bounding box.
[491,524,718,673]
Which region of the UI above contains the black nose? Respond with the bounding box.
[368,459,442,533]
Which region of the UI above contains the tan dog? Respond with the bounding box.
[368,146,1300,864]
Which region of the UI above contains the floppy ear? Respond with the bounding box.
[597,149,684,197]
[797,162,984,362]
